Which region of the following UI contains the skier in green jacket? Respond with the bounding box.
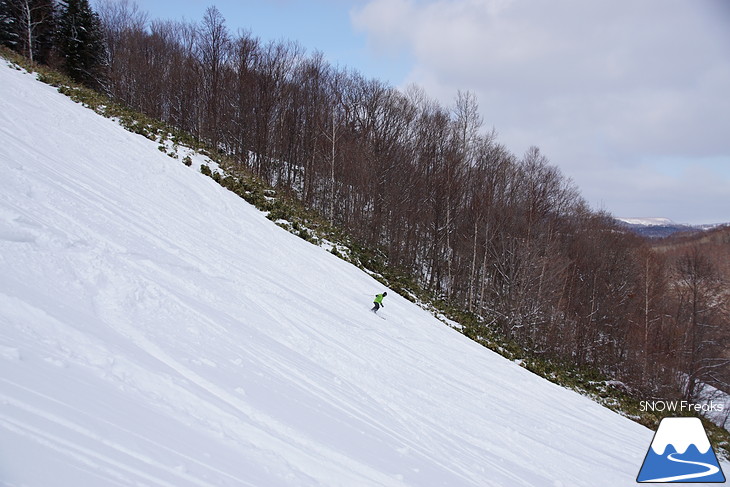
[371,292,387,313]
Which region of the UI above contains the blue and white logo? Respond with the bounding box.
[637,417,726,483]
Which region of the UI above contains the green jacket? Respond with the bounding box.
[374,293,385,304]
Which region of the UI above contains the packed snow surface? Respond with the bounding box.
[1,61,717,486]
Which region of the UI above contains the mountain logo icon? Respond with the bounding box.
[637,417,726,483]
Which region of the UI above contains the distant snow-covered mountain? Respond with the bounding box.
[617,217,675,227]
[616,217,724,239]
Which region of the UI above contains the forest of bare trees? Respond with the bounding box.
[3,0,727,405]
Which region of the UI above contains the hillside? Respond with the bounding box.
[0,61,695,486]
[652,225,730,277]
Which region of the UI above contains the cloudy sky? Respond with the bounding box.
[129,0,730,224]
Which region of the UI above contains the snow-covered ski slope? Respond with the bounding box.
[0,61,695,486]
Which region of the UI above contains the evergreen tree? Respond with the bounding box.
[30,0,55,64]
[0,0,22,53]
[56,0,107,88]
[0,0,56,63]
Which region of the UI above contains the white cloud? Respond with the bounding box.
[352,0,730,223]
